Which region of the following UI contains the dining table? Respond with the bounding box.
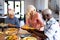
[21,25,47,40]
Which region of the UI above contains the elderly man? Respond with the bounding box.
[5,9,20,28]
[42,9,60,40]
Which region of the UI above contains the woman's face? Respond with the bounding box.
[30,9,36,15]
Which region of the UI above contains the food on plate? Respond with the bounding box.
[22,37,37,40]
[6,34,18,40]
[21,25,35,30]
[0,32,3,34]
[0,23,8,27]
[5,28,18,35]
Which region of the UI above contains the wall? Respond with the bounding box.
[48,0,59,20]
[24,0,34,13]
[24,0,48,13]
[0,0,4,16]
[59,11,60,23]
[35,0,48,11]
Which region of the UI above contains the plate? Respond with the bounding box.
[22,37,37,40]
[5,28,18,35]
[0,23,8,27]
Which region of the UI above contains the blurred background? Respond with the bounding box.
[0,0,59,40]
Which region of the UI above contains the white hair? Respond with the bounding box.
[26,5,36,18]
[26,5,36,13]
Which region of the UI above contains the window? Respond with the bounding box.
[4,0,24,18]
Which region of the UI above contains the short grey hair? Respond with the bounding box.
[42,9,52,15]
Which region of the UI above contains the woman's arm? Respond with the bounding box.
[37,13,44,27]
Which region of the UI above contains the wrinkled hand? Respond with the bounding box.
[8,23,16,27]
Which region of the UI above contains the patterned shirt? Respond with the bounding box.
[44,17,60,40]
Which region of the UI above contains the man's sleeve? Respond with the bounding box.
[15,18,20,27]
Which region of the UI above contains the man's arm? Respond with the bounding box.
[8,23,16,27]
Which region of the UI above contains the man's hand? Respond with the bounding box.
[8,23,16,27]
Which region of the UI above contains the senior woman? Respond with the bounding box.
[26,5,44,30]
[25,5,45,40]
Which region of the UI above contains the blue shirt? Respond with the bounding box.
[5,17,20,27]
[44,18,60,40]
